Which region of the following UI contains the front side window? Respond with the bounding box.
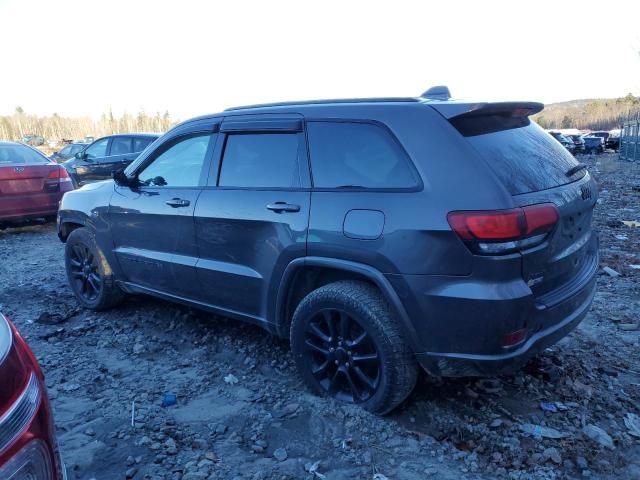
[219,133,300,188]
[137,134,212,187]
[70,145,85,155]
[110,136,132,156]
[84,138,109,159]
[306,122,418,189]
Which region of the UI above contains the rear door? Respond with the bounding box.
[193,114,311,324]
[0,144,59,218]
[100,135,133,177]
[447,111,598,306]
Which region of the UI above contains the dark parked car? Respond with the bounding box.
[50,142,88,163]
[548,131,576,154]
[568,134,585,154]
[57,90,598,414]
[583,136,605,154]
[0,312,66,479]
[62,133,159,186]
[606,132,620,151]
[589,131,610,147]
[0,142,74,228]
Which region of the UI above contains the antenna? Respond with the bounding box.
[421,85,451,100]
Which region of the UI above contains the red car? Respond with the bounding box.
[0,141,73,227]
[0,312,66,479]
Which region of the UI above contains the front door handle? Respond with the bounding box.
[266,202,300,213]
[166,198,191,208]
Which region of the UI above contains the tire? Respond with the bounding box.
[65,227,125,310]
[290,280,418,415]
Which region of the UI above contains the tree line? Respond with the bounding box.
[0,108,177,142]
[534,94,640,131]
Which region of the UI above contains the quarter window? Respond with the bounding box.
[219,133,300,188]
[137,134,212,187]
[306,122,418,189]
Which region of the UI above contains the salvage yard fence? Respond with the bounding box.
[620,113,640,161]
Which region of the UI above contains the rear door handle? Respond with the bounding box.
[266,202,300,213]
[166,198,191,208]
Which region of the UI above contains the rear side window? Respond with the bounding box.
[219,133,300,188]
[0,144,48,165]
[133,137,155,153]
[110,136,133,156]
[463,122,584,195]
[307,122,418,189]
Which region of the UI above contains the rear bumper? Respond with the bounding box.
[415,277,595,376]
[389,235,599,377]
[0,192,66,222]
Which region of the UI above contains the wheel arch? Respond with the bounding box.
[57,211,90,242]
[274,257,420,352]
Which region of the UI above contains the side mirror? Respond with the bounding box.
[113,167,137,187]
[113,168,129,186]
[75,152,88,160]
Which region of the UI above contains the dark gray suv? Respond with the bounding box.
[57,89,599,414]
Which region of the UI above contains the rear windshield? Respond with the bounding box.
[0,144,49,165]
[463,122,584,195]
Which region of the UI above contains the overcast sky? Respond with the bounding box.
[1,0,639,120]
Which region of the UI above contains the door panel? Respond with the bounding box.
[194,190,310,319]
[109,186,202,294]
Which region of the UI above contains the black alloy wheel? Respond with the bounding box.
[303,308,381,403]
[68,242,102,301]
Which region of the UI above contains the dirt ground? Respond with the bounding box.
[1,153,639,480]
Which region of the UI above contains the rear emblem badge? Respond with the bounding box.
[580,186,592,201]
[14,166,25,173]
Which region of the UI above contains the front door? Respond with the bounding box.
[109,131,217,297]
[75,137,111,183]
[194,115,311,325]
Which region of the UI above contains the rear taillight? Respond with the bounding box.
[0,314,63,479]
[45,167,72,192]
[0,440,53,479]
[448,203,559,255]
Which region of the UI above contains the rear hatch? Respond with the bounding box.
[0,144,60,216]
[434,102,598,304]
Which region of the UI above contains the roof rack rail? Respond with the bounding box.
[421,85,451,100]
[225,97,420,111]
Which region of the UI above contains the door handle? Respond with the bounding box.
[266,202,300,213]
[165,198,191,208]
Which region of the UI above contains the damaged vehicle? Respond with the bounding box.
[57,87,599,414]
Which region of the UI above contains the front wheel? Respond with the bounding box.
[290,280,418,415]
[65,227,124,310]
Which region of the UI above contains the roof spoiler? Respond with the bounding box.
[431,101,544,120]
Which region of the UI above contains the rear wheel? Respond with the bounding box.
[290,280,418,415]
[65,227,124,310]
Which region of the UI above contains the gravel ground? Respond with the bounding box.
[0,153,639,480]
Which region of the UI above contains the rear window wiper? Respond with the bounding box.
[566,163,587,177]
